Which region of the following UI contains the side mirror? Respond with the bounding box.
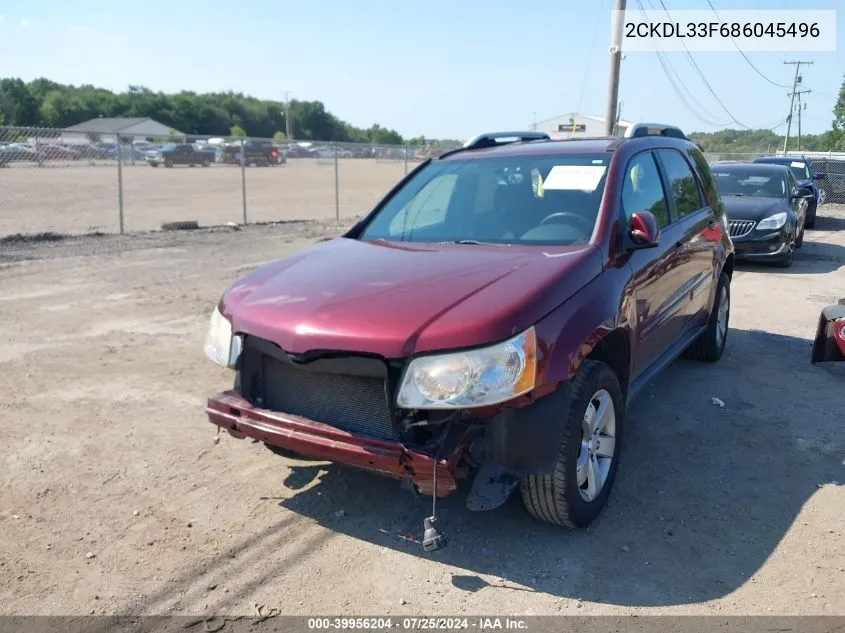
[813,172,825,180]
[793,187,814,199]
[629,211,660,249]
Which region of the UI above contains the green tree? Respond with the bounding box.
[272,130,287,142]
[229,124,247,139]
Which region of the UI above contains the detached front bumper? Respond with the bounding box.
[206,390,458,497]
[732,226,794,259]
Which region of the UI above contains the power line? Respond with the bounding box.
[635,0,733,126]
[652,0,750,129]
[576,0,607,116]
[702,0,791,89]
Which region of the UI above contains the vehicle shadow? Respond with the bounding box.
[814,210,845,232]
[275,327,843,607]
[736,239,845,275]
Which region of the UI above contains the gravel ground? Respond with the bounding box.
[0,159,410,236]
[0,206,843,617]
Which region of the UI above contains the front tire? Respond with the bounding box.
[520,360,623,529]
[685,270,730,362]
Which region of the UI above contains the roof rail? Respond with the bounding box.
[624,123,687,140]
[462,131,550,150]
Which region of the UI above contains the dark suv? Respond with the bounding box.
[752,155,825,227]
[204,125,734,543]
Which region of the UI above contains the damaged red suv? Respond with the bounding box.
[205,125,734,543]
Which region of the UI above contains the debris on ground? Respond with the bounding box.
[711,397,726,408]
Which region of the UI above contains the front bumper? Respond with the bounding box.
[732,226,793,259]
[206,390,458,497]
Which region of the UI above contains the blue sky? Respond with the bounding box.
[0,0,841,139]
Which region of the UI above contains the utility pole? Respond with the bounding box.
[283,91,293,140]
[795,89,810,150]
[605,0,626,135]
[782,60,813,153]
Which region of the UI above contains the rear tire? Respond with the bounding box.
[685,270,730,362]
[520,360,623,529]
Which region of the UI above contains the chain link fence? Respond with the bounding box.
[3,127,843,240]
[0,125,460,238]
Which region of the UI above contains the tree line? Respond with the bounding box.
[0,77,449,146]
[1,75,843,151]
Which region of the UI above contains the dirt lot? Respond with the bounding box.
[1,207,843,618]
[0,159,410,237]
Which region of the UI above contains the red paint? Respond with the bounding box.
[834,320,845,356]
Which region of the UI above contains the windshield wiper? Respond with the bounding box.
[439,239,507,246]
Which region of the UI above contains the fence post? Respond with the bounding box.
[334,142,340,221]
[35,133,43,167]
[116,139,125,234]
[240,137,248,224]
[404,144,409,175]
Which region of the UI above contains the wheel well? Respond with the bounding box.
[585,329,630,397]
[723,253,735,280]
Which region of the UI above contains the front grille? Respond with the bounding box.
[728,220,755,238]
[260,355,397,441]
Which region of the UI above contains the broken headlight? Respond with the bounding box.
[396,327,537,409]
[203,305,242,369]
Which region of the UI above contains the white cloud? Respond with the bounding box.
[20,18,30,27]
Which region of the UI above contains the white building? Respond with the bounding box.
[532,113,632,139]
[60,117,186,144]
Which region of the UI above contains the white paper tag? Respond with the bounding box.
[790,161,806,168]
[543,165,607,191]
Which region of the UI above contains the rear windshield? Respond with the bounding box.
[359,153,609,246]
[757,158,810,181]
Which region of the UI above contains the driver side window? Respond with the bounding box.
[622,152,670,228]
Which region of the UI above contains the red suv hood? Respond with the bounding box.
[220,238,602,358]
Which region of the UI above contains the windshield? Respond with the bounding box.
[359,153,609,246]
[161,143,177,151]
[712,168,787,198]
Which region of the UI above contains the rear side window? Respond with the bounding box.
[687,146,719,207]
[622,151,670,228]
[657,149,704,218]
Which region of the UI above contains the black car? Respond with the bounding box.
[711,162,812,268]
[752,155,825,228]
[147,143,211,167]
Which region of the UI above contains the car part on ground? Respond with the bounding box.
[811,299,845,364]
[204,124,734,549]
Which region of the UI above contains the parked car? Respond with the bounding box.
[811,299,845,364]
[147,143,211,167]
[752,155,825,228]
[38,144,84,161]
[0,143,39,166]
[710,162,812,268]
[194,144,218,163]
[219,140,280,166]
[203,125,734,547]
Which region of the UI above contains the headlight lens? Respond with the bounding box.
[756,212,787,231]
[396,327,537,409]
[203,306,242,368]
